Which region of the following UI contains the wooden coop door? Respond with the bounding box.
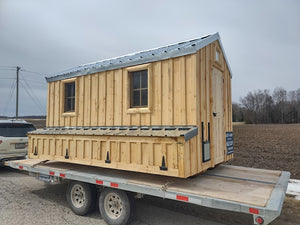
[212,68,224,164]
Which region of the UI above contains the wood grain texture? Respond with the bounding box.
[43,40,233,177]
[28,134,200,178]
[46,54,198,128]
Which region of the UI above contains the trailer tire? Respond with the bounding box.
[66,181,96,216]
[99,188,132,225]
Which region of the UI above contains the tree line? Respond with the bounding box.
[233,87,300,124]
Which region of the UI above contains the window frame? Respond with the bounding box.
[61,78,77,116]
[212,43,224,71]
[126,64,152,114]
[130,69,148,108]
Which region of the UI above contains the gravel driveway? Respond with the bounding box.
[0,166,225,225]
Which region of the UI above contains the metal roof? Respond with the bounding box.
[46,32,232,82]
[30,126,198,141]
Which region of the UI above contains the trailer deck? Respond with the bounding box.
[6,159,290,225]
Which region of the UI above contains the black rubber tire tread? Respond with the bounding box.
[66,181,96,216]
[99,188,132,225]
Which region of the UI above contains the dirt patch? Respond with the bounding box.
[228,124,300,179]
[270,196,300,225]
[224,124,300,224]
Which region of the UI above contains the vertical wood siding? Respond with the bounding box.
[47,54,198,127]
[42,41,233,176]
[29,134,200,178]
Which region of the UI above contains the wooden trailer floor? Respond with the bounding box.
[11,159,281,207]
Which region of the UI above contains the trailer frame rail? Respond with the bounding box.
[6,159,290,225]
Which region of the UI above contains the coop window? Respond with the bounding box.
[130,70,148,108]
[215,49,220,62]
[64,82,75,112]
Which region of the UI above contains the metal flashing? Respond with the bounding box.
[46,33,232,82]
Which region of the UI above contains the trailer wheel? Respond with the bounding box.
[66,181,96,216]
[99,188,133,225]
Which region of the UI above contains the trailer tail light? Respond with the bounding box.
[49,171,55,176]
[0,140,2,144]
[255,216,264,224]
[176,195,189,202]
[249,207,259,214]
[96,180,103,185]
[59,173,66,178]
[110,182,118,188]
[19,166,23,170]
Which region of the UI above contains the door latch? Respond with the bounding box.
[213,112,217,117]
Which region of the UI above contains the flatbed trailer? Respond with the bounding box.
[6,159,290,225]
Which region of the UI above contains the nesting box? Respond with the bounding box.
[28,32,233,178]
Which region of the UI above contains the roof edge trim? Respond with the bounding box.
[46,33,232,82]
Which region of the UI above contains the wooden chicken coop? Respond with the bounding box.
[28,32,233,178]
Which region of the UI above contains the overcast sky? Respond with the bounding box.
[0,0,299,116]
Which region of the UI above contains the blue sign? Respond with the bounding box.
[226,132,234,155]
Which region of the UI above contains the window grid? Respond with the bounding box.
[64,82,75,112]
[131,70,148,108]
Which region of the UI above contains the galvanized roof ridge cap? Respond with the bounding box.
[46,32,233,82]
[46,35,210,80]
[61,34,215,69]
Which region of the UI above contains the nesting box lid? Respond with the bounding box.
[30,126,198,141]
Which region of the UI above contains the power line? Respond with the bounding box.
[19,80,44,114]
[20,73,45,110]
[20,78,46,85]
[2,81,16,116]
[0,66,17,68]
[1,66,46,116]
[21,69,46,76]
[0,68,16,71]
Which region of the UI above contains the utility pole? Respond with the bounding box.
[16,66,21,119]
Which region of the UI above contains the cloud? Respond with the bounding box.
[0,0,299,115]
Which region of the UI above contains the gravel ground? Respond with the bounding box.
[0,166,299,225]
[0,167,226,225]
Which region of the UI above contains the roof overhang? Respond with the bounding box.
[46,32,232,83]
